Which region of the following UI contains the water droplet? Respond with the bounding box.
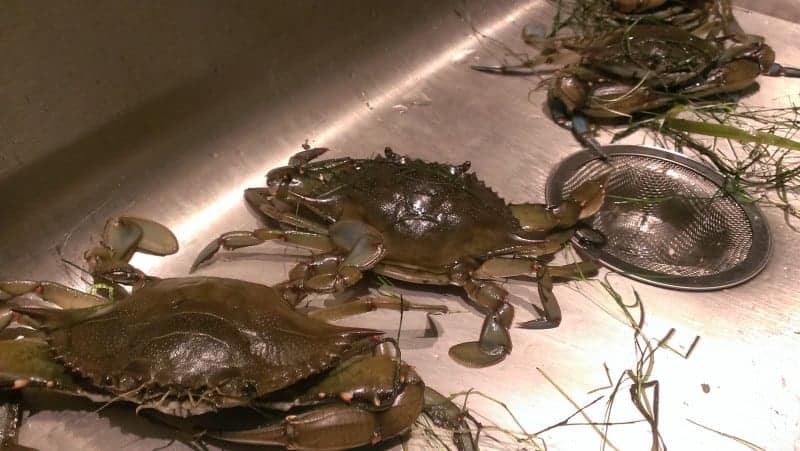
[522,22,547,39]
[392,104,409,114]
[450,47,476,63]
[404,91,432,107]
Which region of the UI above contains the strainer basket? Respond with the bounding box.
[546,145,771,290]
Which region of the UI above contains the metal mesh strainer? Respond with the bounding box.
[546,145,771,290]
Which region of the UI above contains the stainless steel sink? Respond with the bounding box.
[2,1,799,449]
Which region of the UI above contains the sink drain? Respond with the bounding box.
[546,145,771,290]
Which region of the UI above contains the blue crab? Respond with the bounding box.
[0,217,476,450]
[193,148,607,368]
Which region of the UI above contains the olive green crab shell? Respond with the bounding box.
[24,277,380,403]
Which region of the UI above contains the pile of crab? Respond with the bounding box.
[1,148,607,450]
[474,0,799,155]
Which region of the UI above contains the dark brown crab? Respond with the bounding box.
[547,23,789,117]
[544,23,800,156]
[0,217,475,450]
[193,148,607,368]
[474,2,799,157]
[588,0,715,29]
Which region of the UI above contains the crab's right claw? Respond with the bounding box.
[550,174,609,229]
[569,174,609,221]
[448,312,511,368]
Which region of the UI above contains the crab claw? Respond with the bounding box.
[548,174,609,230]
[569,174,609,221]
[765,63,800,78]
[85,217,178,285]
[103,217,178,259]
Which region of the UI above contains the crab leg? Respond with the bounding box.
[372,264,451,285]
[191,228,336,272]
[765,63,800,78]
[283,219,386,293]
[422,387,479,451]
[306,294,448,322]
[0,310,90,450]
[471,258,598,329]
[473,258,598,280]
[256,200,330,234]
[212,387,425,450]
[368,263,512,368]
[448,279,514,368]
[0,281,107,310]
[471,50,582,76]
[523,267,562,329]
[511,179,606,235]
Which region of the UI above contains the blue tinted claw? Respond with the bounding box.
[571,115,610,161]
[766,63,800,78]
[548,96,609,161]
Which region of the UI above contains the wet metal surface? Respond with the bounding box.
[1,1,799,450]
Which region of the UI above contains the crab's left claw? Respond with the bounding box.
[85,217,178,285]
